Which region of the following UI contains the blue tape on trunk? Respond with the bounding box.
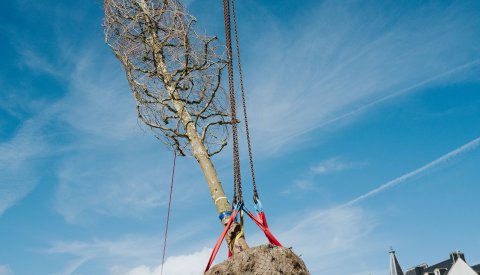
[219,211,232,221]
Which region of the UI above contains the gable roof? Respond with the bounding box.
[447,258,478,275]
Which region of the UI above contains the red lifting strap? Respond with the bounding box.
[204,205,282,273]
[204,209,239,273]
[244,209,282,247]
[226,209,281,258]
[258,211,268,227]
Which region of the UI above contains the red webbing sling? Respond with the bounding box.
[244,206,282,247]
[204,208,239,273]
[204,203,282,273]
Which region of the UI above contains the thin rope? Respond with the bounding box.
[160,151,177,275]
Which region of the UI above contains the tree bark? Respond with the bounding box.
[104,0,249,254]
[169,86,249,253]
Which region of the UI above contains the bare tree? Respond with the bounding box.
[103,0,248,253]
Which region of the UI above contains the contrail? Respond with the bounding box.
[283,58,480,143]
[344,136,480,207]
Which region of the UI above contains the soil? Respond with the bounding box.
[205,244,310,275]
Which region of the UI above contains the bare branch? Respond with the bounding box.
[104,0,231,156]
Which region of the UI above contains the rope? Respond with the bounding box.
[223,0,243,205]
[230,0,259,202]
[160,152,177,275]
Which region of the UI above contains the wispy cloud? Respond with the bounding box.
[19,48,63,78]
[278,206,376,274]
[53,256,91,275]
[181,0,196,8]
[0,38,202,220]
[46,235,166,274]
[344,136,480,207]
[46,236,163,262]
[0,265,12,275]
[112,247,211,275]
[46,229,213,275]
[284,58,480,145]
[46,206,376,275]
[283,157,361,193]
[311,157,360,175]
[0,112,53,214]
[245,0,480,153]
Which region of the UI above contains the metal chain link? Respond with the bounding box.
[223,0,243,205]
[230,0,259,202]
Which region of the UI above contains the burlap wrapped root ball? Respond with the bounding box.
[206,244,310,275]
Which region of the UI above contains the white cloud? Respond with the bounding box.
[4,0,480,223]
[48,50,176,222]
[245,0,480,154]
[0,45,166,220]
[0,113,52,215]
[54,150,168,223]
[311,157,356,175]
[0,41,201,221]
[19,48,63,78]
[278,206,376,274]
[181,0,196,8]
[46,235,166,274]
[293,179,314,190]
[283,157,361,193]
[344,135,480,207]
[112,247,211,275]
[46,206,377,275]
[53,257,91,275]
[47,236,162,260]
[56,52,139,142]
[46,232,214,275]
[2,31,221,223]
[0,265,12,275]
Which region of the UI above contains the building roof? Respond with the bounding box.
[422,258,453,273]
[447,258,478,275]
[398,251,480,275]
[390,250,405,275]
[405,264,428,275]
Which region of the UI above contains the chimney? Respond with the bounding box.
[450,251,466,263]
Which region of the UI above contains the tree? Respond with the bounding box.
[104,0,309,273]
[103,0,248,253]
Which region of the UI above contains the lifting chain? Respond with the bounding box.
[223,0,260,205]
[230,0,259,203]
[223,0,243,205]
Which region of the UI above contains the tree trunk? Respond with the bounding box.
[169,86,249,253]
[149,25,249,252]
[104,0,250,256]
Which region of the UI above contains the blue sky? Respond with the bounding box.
[1,0,480,274]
